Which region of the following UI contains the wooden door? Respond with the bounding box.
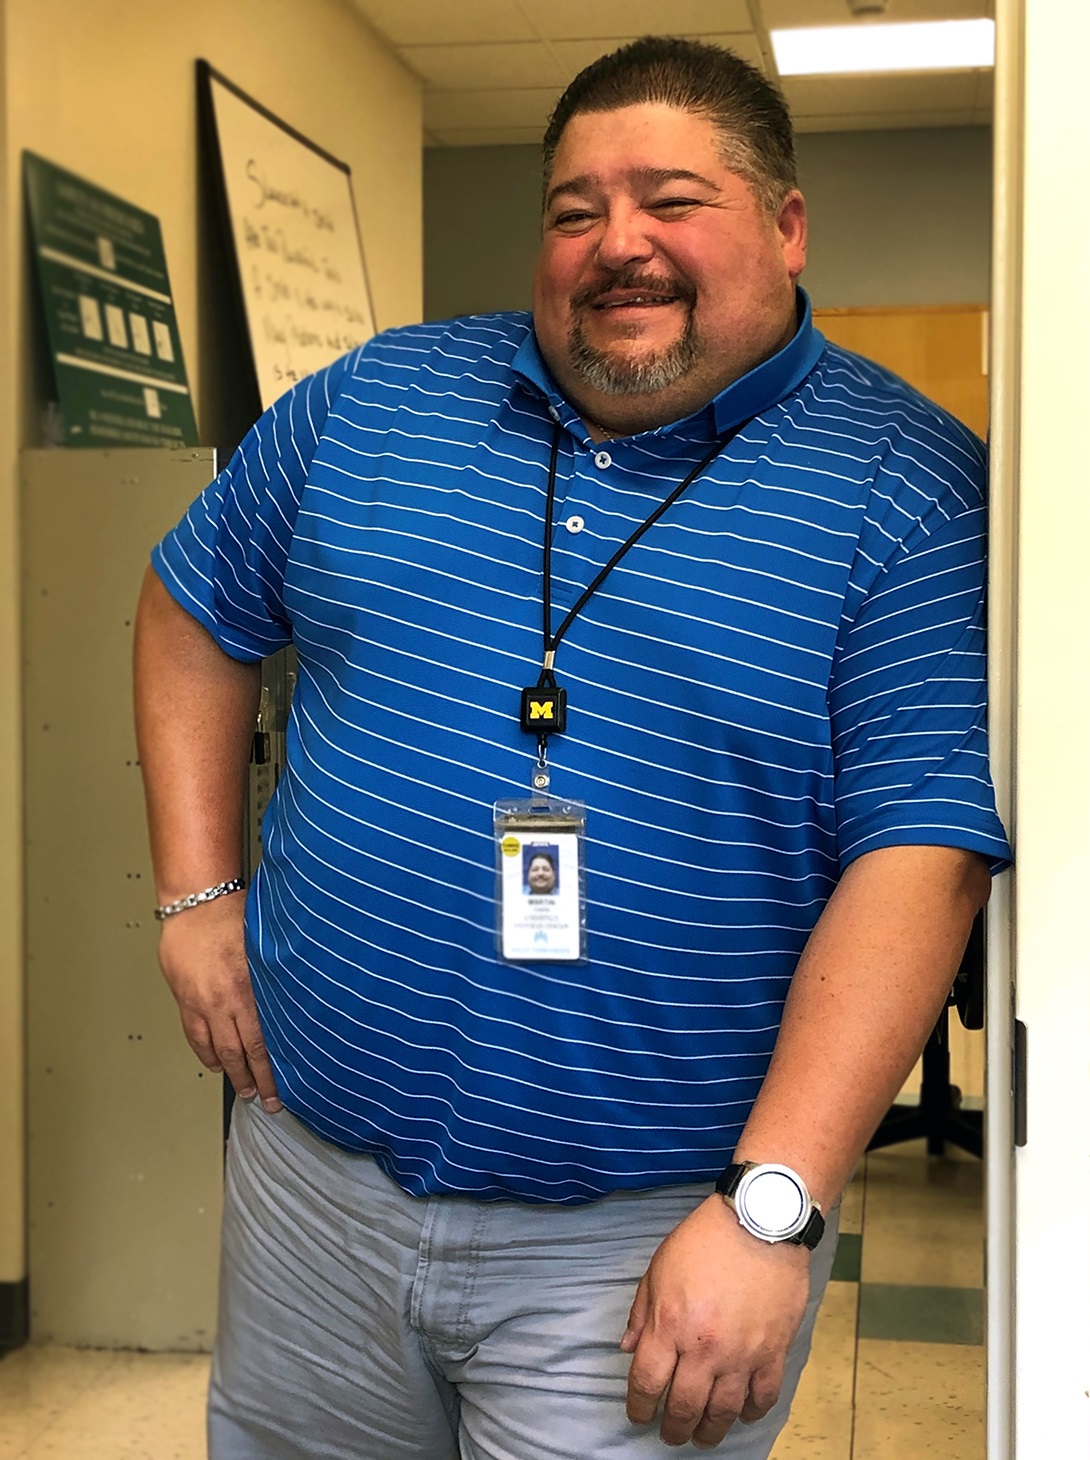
[815,304,989,438]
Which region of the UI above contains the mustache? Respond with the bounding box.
[571,271,697,310]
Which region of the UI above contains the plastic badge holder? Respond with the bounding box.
[493,796,588,964]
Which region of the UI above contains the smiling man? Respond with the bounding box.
[534,100,805,436]
[135,36,1009,1460]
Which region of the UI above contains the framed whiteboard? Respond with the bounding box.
[198,61,376,409]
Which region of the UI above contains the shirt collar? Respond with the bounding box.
[512,287,824,441]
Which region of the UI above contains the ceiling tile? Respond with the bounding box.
[355,0,996,145]
[400,41,567,89]
[424,87,562,130]
[349,0,535,46]
[427,127,550,147]
[691,34,772,71]
[794,110,980,134]
[519,0,752,41]
[782,70,982,117]
[762,0,991,24]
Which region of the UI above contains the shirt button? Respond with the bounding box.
[548,406,560,422]
[565,514,585,534]
[594,450,612,470]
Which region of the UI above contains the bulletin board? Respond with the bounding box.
[198,61,376,409]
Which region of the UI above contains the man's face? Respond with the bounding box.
[533,103,807,438]
[527,855,557,895]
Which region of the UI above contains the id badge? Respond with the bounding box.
[494,798,587,963]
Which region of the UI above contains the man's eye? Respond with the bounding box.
[553,210,595,229]
[651,198,700,213]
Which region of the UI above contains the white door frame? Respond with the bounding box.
[984,3,1019,1455]
[989,2,1090,1454]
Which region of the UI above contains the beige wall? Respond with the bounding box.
[0,0,24,1300]
[0,0,422,1289]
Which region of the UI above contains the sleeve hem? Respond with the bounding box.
[149,545,280,665]
[839,823,1012,879]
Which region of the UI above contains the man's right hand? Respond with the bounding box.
[157,895,282,1112]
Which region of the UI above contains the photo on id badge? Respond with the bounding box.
[500,832,581,960]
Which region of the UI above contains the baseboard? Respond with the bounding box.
[0,1279,29,1352]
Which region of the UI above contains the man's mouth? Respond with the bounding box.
[573,276,694,313]
[593,291,679,309]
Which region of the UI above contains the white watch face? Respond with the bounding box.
[738,1168,807,1239]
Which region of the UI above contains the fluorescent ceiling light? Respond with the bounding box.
[771,19,995,76]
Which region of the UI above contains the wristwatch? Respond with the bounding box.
[715,1162,825,1250]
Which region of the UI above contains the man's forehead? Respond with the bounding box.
[543,103,737,195]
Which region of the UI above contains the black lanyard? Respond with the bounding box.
[520,421,734,760]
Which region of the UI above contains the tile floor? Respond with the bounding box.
[771,1135,984,1460]
[0,1136,984,1460]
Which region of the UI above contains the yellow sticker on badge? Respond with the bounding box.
[501,835,521,858]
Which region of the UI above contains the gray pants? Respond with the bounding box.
[209,1101,838,1459]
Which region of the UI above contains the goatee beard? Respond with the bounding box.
[567,317,699,396]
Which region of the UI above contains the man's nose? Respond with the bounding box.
[594,205,655,270]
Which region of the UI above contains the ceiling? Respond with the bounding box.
[348,0,995,147]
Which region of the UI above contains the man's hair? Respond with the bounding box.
[542,36,797,214]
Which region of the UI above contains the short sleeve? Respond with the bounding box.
[829,505,1011,875]
[151,352,357,662]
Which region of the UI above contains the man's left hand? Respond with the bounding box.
[621,1194,811,1450]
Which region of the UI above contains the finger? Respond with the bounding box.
[179,1011,223,1073]
[625,1333,677,1426]
[207,1018,260,1100]
[739,1359,784,1426]
[235,1004,282,1111]
[620,1275,650,1351]
[658,1357,726,1448]
[691,1373,748,1450]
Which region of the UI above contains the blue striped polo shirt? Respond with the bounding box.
[154,294,1011,1204]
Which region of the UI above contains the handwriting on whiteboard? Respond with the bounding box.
[239,163,371,387]
[240,206,370,383]
[206,70,376,406]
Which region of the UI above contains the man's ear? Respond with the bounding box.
[777,190,808,279]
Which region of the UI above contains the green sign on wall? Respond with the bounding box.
[24,151,199,448]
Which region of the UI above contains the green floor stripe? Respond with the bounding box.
[857,1283,983,1345]
[830,1231,862,1283]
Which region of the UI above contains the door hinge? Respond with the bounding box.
[1013,1018,1028,1147]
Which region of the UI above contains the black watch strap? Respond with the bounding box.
[715,1162,826,1251]
[716,1163,746,1199]
[791,1207,825,1250]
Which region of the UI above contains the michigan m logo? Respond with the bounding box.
[520,686,568,734]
